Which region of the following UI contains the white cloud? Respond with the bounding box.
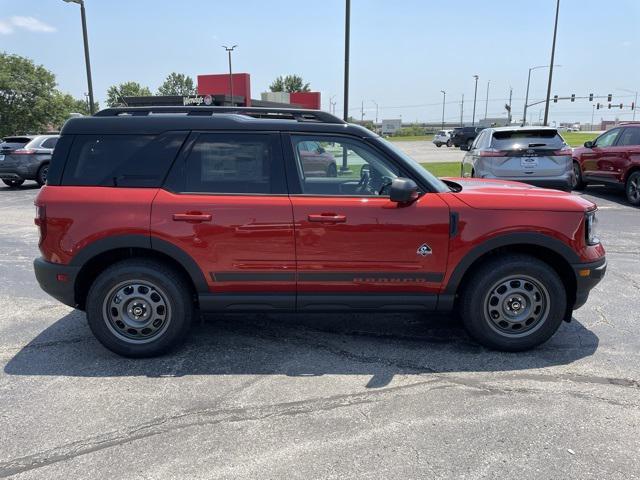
[0,16,56,35]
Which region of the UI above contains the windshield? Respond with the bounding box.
[374,137,450,193]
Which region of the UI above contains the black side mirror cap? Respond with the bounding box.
[389,177,419,204]
[584,141,594,148]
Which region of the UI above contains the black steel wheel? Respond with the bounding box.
[460,254,566,351]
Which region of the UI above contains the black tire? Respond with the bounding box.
[36,163,49,186]
[446,139,452,147]
[2,179,24,188]
[572,161,586,191]
[625,171,640,206]
[86,259,194,357]
[460,254,566,352]
[326,163,338,177]
[435,143,442,148]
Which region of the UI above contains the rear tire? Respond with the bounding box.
[86,259,194,357]
[460,254,566,351]
[2,179,24,188]
[446,139,452,147]
[435,143,442,148]
[572,161,586,190]
[36,163,49,186]
[625,171,640,206]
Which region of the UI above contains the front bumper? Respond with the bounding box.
[33,257,80,308]
[572,257,607,310]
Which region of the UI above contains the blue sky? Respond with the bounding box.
[1,0,638,124]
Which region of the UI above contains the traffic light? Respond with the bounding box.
[608,103,612,109]
[596,103,601,110]
[553,95,558,103]
[632,102,636,110]
[620,103,624,109]
[607,94,612,102]
[570,94,575,102]
[589,93,594,102]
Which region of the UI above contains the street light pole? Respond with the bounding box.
[484,80,490,120]
[440,90,446,130]
[472,75,479,126]
[63,0,95,114]
[591,104,595,130]
[523,64,562,126]
[460,93,464,126]
[341,0,351,173]
[371,100,378,124]
[222,45,237,105]
[543,0,561,126]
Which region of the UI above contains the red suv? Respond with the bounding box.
[572,123,640,205]
[33,107,606,357]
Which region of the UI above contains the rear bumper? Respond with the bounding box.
[482,174,573,191]
[33,257,80,308]
[572,257,607,310]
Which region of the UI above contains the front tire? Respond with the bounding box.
[435,143,442,148]
[86,259,194,357]
[446,139,452,147]
[625,171,640,206]
[2,179,24,188]
[460,254,566,351]
[572,161,586,190]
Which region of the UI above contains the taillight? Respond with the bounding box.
[35,205,47,244]
[14,149,36,155]
[479,149,507,157]
[552,149,573,156]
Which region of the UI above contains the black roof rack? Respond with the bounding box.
[94,106,345,124]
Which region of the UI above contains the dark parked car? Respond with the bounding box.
[0,134,59,187]
[572,124,640,205]
[451,126,484,149]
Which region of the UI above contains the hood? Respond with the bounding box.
[442,177,595,212]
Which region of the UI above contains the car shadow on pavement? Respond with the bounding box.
[4,308,599,388]
[577,184,638,209]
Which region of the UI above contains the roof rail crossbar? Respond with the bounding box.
[94,106,345,124]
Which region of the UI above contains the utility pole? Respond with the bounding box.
[63,0,95,114]
[472,75,479,126]
[591,104,595,130]
[371,100,378,124]
[460,93,464,126]
[543,0,560,126]
[507,87,513,124]
[484,80,490,120]
[222,45,237,104]
[361,100,364,122]
[440,90,446,130]
[341,0,351,172]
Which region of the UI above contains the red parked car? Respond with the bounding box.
[33,106,606,357]
[572,124,640,205]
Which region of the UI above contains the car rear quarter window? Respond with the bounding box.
[61,132,187,187]
[491,130,565,150]
[40,137,59,149]
[176,133,285,195]
[617,128,640,146]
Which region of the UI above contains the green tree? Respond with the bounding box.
[269,74,311,93]
[157,72,196,96]
[0,53,58,137]
[106,81,152,107]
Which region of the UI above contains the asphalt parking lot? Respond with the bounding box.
[0,181,638,479]
[393,140,465,164]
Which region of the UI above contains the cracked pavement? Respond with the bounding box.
[0,183,638,479]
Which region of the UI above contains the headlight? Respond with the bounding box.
[585,211,600,245]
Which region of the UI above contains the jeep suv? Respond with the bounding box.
[572,124,640,205]
[33,107,606,357]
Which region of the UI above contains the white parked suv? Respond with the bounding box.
[433,130,453,148]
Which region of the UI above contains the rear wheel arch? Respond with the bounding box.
[72,235,207,309]
[623,166,640,183]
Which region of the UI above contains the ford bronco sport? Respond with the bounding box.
[33,106,606,357]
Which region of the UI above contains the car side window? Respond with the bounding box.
[594,129,620,148]
[41,137,58,149]
[291,135,402,197]
[181,133,285,195]
[617,128,640,146]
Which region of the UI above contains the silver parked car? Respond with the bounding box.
[460,127,574,191]
[0,134,59,187]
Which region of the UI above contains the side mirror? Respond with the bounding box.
[460,144,470,151]
[584,141,594,148]
[389,178,419,204]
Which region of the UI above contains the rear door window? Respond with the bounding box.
[175,132,285,194]
[61,132,187,187]
[491,130,565,150]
